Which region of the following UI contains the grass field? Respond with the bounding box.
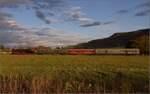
[0,55,149,93]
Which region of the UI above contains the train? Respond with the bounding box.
[11,49,34,55]
[11,48,140,55]
[67,49,140,55]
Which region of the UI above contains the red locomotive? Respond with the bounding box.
[68,49,96,55]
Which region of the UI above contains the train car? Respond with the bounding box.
[125,49,140,55]
[96,49,125,55]
[11,49,34,55]
[53,49,68,55]
[107,49,126,55]
[68,49,96,55]
[96,49,140,55]
[96,49,108,55]
[32,47,52,54]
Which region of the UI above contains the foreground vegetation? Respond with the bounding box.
[0,55,149,93]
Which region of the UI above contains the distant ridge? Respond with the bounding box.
[72,28,149,54]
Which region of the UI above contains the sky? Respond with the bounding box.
[0,0,149,47]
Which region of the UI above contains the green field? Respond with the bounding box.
[0,55,149,93]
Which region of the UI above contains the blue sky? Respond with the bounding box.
[0,0,149,47]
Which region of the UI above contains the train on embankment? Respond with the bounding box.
[10,48,140,55]
[68,49,140,55]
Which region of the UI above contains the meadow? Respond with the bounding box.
[0,55,149,93]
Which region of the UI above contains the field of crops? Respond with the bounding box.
[0,55,149,93]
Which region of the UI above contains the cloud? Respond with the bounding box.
[32,0,66,9]
[115,1,150,17]
[0,31,24,47]
[35,9,62,24]
[135,2,150,9]
[0,28,88,47]
[0,1,100,26]
[133,2,150,17]
[66,7,88,21]
[31,0,67,23]
[116,10,129,14]
[0,0,67,24]
[0,1,90,47]
[35,10,51,24]
[103,21,115,25]
[0,11,22,31]
[0,11,12,19]
[66,7,101,27]
[0,0,30,8]
[0,0,66,8]
[134,9,150,17]
[80,22,100,27]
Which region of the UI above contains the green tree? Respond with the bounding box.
[127,35,149,54]
[0,44,5,50]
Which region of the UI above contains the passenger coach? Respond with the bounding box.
[95,49,140,55]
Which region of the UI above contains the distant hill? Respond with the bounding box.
[72,29,150,54]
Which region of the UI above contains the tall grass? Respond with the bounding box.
[0,55,149,93]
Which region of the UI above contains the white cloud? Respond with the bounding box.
[65,6,101,27]
[0,0,67,24]
[0,28,89,47]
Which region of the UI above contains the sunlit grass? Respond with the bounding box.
[0,55,149,93]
